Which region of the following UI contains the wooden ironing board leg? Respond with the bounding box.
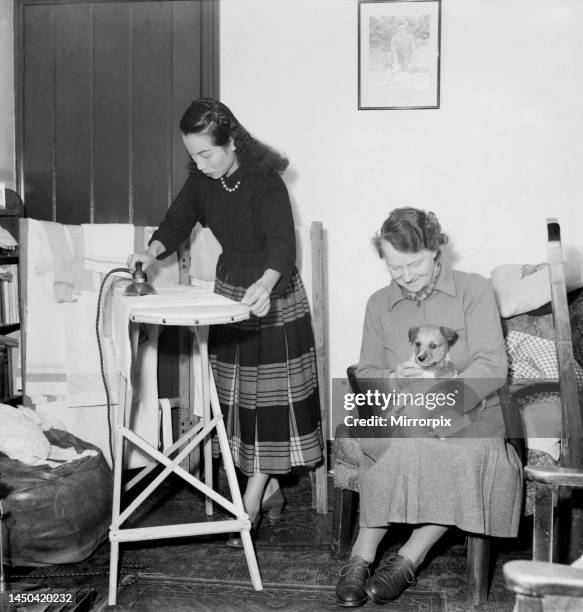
[194,326,214,516]
[209,365,262,590]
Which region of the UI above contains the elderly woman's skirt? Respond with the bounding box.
[358,411,523,537]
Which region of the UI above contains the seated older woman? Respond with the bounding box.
[335,207,523,607]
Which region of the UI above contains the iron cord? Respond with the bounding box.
[95,267,132,468]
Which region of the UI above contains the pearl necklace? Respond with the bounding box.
[220,175,241,193]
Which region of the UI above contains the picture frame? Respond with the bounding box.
[358,0,441,110]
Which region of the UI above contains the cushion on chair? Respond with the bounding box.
[491,263,583,318]
[503,289,583,365]
[567,289,583,367]
[332,423,364,492]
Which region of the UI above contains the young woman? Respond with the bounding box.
[335,207,522,607]
[128,98,323,546]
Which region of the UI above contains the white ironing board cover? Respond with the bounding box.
[111,285,250,378]
[131,303,249,325]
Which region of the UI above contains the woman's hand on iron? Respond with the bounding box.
[243,281,271,317]
[127,240,166,272]
[127,252,156,273]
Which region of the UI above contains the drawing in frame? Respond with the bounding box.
[358,0,441,110]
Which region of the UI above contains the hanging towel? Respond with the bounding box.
[67,225,95,293]
[24,220,68,397]
[134,226,146,255]
[62,284,119,407]
[41,221,76,302]
[82,224,135,273]
[22,220,170,468]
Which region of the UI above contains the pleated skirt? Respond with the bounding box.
[358,432,523,537]
[209,257,324,476]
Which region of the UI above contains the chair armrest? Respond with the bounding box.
[347,364,360,393]
[524,465,583,487]
[504,560,583,598]
[509,381,560,401]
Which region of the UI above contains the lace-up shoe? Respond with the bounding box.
[365,554,416,603]
[335,556,371,607]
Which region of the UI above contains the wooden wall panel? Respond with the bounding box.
[17,0,217,226]
[54,3,92,224]
[171,1,203,199]
[93,3,131,223]
[22,5,55,221]
[131,2,173,226]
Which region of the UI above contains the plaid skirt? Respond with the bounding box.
[209,254,324,476]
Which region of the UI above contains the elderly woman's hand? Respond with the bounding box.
[389,360,429,392]
[395,360,425,379]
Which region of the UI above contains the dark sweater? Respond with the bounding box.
[151,168,296,293]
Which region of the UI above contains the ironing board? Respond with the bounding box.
[108,287,262,605]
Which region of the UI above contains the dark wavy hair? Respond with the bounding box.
[179,98,289,175]
[372,207,448,258]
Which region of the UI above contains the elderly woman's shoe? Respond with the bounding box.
[365,554,416,604]
[335,556,371,607]
[261,488,286,523]
[225,513,261,549]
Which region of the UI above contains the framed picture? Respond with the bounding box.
[358,0,441,110]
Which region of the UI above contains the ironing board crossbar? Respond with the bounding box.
[124,418,207,492]
[118,422,240,526]
[110,518,250,543]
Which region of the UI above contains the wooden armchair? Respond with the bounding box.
[503,219,583,611]
[504,555,583,612]
[521,220,583,565]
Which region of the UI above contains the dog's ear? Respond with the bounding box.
[408,326,419,343]
[440,326,458,347]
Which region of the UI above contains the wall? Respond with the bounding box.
[220,0,583,433]
[0,1,15,186]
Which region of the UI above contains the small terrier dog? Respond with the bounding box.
[408,325,458,378]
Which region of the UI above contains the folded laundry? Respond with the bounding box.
[0,404,96,467]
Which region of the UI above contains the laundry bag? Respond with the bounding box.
[0,429,112,566]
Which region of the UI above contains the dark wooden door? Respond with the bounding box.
[15,0,219,225]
